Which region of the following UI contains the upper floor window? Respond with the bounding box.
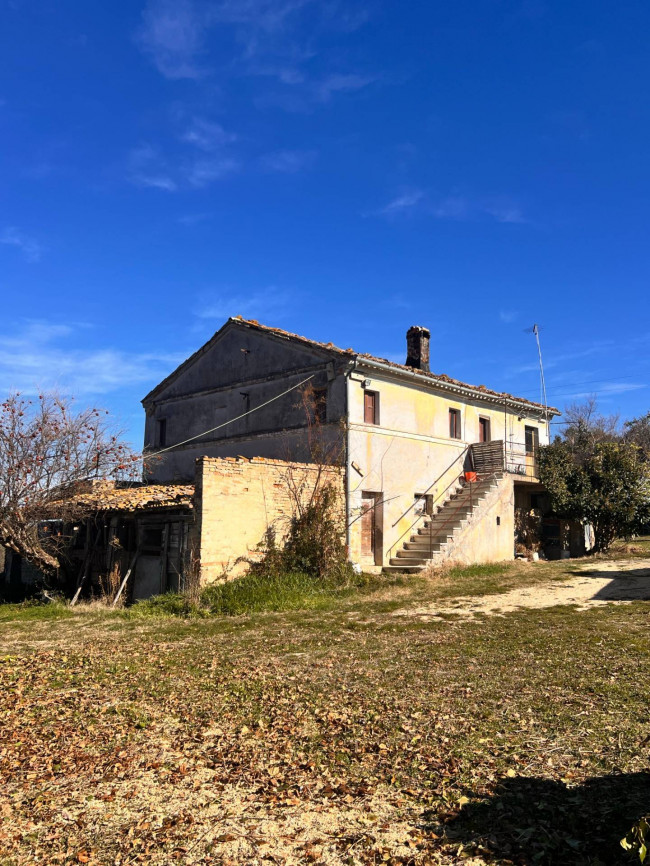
[478,417,491,443]
[156,418,167,448]
[449,408,461,439]
[364,390,379,425]
[525,425,539,455]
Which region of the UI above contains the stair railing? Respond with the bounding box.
[387,446,470,559]
[421,470,502,559]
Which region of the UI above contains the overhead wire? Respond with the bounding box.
[143,374,315,459]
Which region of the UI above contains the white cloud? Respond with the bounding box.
[194,288,293,323]
[499,310,518,324]
[137,0,313,80]
[180,117,237,151]
[259,149,316,172]
[184,157,239,187]
[177,212,212,226]
[374,190,425,217]
[127,144,178,191]
[137,0,211,80]
[484,201,526,224]
[431,195,470,220]
[373,190,526,224]
[315,73,376,102]
[137,0,375,107]
[1,227,43,262]
[0,320,183,396]
[127,133,239,191]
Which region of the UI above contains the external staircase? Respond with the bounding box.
[382,472,503,574]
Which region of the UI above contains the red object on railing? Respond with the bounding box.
[464,471,477,483]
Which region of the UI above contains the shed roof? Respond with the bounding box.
[61,482,194,514]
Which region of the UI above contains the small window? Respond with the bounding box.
[449,408,461,439]
[479,417,491,443]
[140,524,164,553]
[415,493,433,516]
[525,425,539,455]
[364,390,379,425]
[313,388,327,424]
[156,418,167,447]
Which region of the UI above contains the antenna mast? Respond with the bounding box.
[532,324,549,435]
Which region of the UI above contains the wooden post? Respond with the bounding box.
[71,520,99,607]
[111,547,140,608]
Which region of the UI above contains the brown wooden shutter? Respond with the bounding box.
[364,391,376,424]
[449,409,460,439]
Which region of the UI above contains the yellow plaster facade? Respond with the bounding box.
[346,370,549,569]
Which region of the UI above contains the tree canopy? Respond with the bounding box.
[539,401,650,553]
[0,392,139,577]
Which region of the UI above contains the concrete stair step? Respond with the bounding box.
[382,563,426,574]
[406,537,451,549]
[398,541,446,555]
[384,474,503,574]
[396,546,448,561]
[420,516,469,532]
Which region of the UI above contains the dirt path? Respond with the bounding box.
[393,558,650,621]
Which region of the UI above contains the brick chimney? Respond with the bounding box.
[406,326,430,371]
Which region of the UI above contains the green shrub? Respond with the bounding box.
[253,482,350,580]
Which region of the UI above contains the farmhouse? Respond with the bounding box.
[2,317,575,601]
[141,317,562,581]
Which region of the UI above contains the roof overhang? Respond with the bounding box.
[354,356,560,419]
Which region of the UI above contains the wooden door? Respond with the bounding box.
[361,492,383,564]
[479,417,491,443]
[361,493,376,557]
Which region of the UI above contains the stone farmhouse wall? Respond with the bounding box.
[194,456,344,583]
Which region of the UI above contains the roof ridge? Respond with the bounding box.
[235,317,559,414]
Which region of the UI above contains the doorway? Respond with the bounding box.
[361,492,383,565]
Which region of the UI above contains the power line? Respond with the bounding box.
[542,383,648,402]
[514,373,642,398]
[144,374,315,459]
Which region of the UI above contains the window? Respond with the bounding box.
[414,493,433,516]
[313,388,327,424]
[364,390,379,425]
[156,418,167,447]
[525,425,539,455]
[140,524,164,553]
[479,417,491,443]
[449,408,461,439]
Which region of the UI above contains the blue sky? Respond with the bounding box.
[2,0,649,446]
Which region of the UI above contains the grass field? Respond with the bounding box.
[1,546,649,864]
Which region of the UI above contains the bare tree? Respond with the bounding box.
[561,397,620,457]
[0,392,140,577]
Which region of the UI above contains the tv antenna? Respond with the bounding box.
[525,324,549,434]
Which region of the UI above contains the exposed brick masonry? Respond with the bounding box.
[194,456,344,583]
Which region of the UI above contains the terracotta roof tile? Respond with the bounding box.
[236,318,559,414]
[64,483,194,513]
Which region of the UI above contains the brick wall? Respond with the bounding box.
[194,456,344,583]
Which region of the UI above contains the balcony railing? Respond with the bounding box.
[470,440,539,480]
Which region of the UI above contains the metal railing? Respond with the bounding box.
[387,447,469,558]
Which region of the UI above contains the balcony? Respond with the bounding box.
[470,440,540,481]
